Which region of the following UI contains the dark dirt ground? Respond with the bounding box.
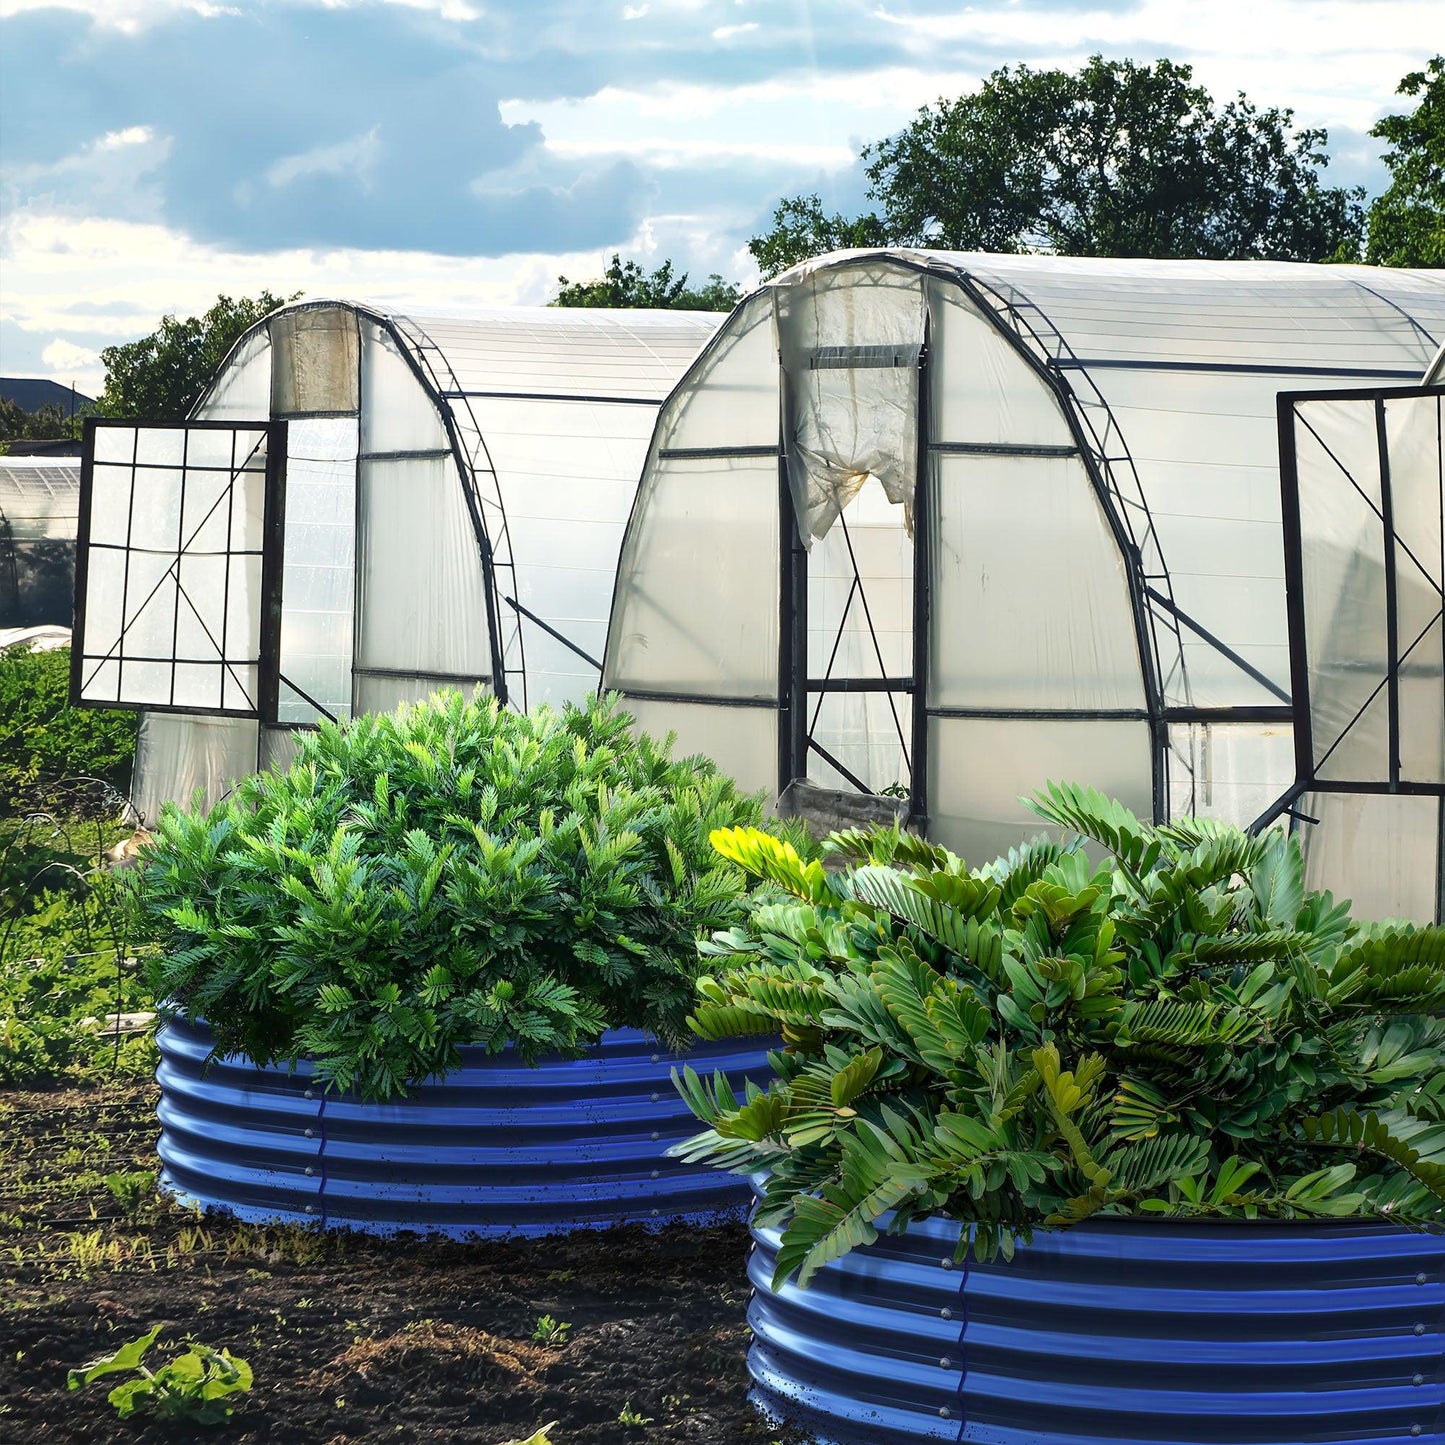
[0,1083,817,1444]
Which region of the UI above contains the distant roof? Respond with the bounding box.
[0,378,94,413]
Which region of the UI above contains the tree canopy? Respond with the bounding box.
[750,56,1366,277]
[95,292,295,423]
[552,254,741,311]
[1366,56,1445,268]
[0,398,83,446]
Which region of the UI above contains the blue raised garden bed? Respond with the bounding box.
[748,1209,1445,1444]
[156,1015,769,1237]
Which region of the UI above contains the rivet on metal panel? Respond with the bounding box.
[1414,1374,1424,1386]
[650,1092,661,1103]
[939,1357,953,1370]
[940,1307,953,1320]
[651,1131,661,1141]
[651,1209,660,1217]
[304,1089,314,1100]
[651,1054,660,1064]
[651,1170,661,1179]
[940,1257,954,1270]
[1411,1425,1422,1437]
[305,1166,314,1176]
[304,1128,314,1138]
[1415,1323,1426,1334]
[938,1407,952,1420]
[304,1205,315,1214]
[1417,1272,1429,1283]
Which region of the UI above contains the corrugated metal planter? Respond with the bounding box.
[748,1211,1445,1444]
[156,1016,769,1236]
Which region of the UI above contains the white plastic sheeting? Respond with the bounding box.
[117,300,719,814]
[604,250,1445,861]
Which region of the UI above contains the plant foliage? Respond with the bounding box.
[673,783,1445,1287]
[552,254,741,311]
[67,1325,253,1424]
[750,56,1365,276]
[134,692,773,1098]
[0,645,137,817]
[1366,55,1445,268]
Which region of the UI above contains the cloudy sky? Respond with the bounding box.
[0,0,1434,395]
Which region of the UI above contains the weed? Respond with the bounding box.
[530,1314,571,1347]
[104,1170,157,1216]
[618,1400,654,1427]
[67,1325,252,1423]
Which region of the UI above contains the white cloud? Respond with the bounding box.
[40,338,101,375]
[712,21,758,39]
[873,0,1436,132]
[622,3,649,17]
[0,0,481,24]
[266,128,383,189]
[499,67,969,176]
[98,126,156,150]
[0,0,238,31]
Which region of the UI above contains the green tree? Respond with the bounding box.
[94,292,295,422]
[0,397,87,446]
[1366,56,1445,268]
[747,197,890,285]
[552,254,740,311]
[750,57,1365,277]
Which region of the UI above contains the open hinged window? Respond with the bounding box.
[1255,383,1445,923]
[71,418,287,720]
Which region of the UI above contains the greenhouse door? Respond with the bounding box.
[71,419,286,719]
[779,334,928,818]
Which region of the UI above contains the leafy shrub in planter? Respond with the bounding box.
[674,783,1445,1287]
[136,692,775,1098]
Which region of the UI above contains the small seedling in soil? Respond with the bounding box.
[502,1428,557,1445]
[67,1324,253,1423]
[618,1400,654,1428]
[104,1170,157,1216]
[530,1314,571,1346]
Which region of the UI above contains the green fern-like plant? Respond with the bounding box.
[674,781,1445,1287]
[133,692,785,1097]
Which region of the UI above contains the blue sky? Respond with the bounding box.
[0,0,1434,393]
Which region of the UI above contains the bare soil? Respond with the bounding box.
[0,1083,815,1444]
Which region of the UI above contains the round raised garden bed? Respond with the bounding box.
[748,1210,1445,1444]
[156,1015,770,1236]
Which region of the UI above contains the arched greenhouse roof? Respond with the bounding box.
[603,249,1445,860]
[101,299,720,821]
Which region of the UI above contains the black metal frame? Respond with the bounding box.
[71,417,287,720]
[776,321,928,808]
[1252,384,1445,861]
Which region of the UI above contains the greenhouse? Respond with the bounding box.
[68,301,720,822]
[603,249,1445,873]
[0,456,79,628]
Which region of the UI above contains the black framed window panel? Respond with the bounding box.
[71,418,285,718]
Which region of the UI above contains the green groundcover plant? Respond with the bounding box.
[136,692,773,1099]
[673,783,1445,1288]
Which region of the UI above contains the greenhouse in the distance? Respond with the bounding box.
[603,250,1445,865]
[69,301,720,822]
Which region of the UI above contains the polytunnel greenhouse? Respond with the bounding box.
[602,249,1445,880]
[68,301,720,821]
